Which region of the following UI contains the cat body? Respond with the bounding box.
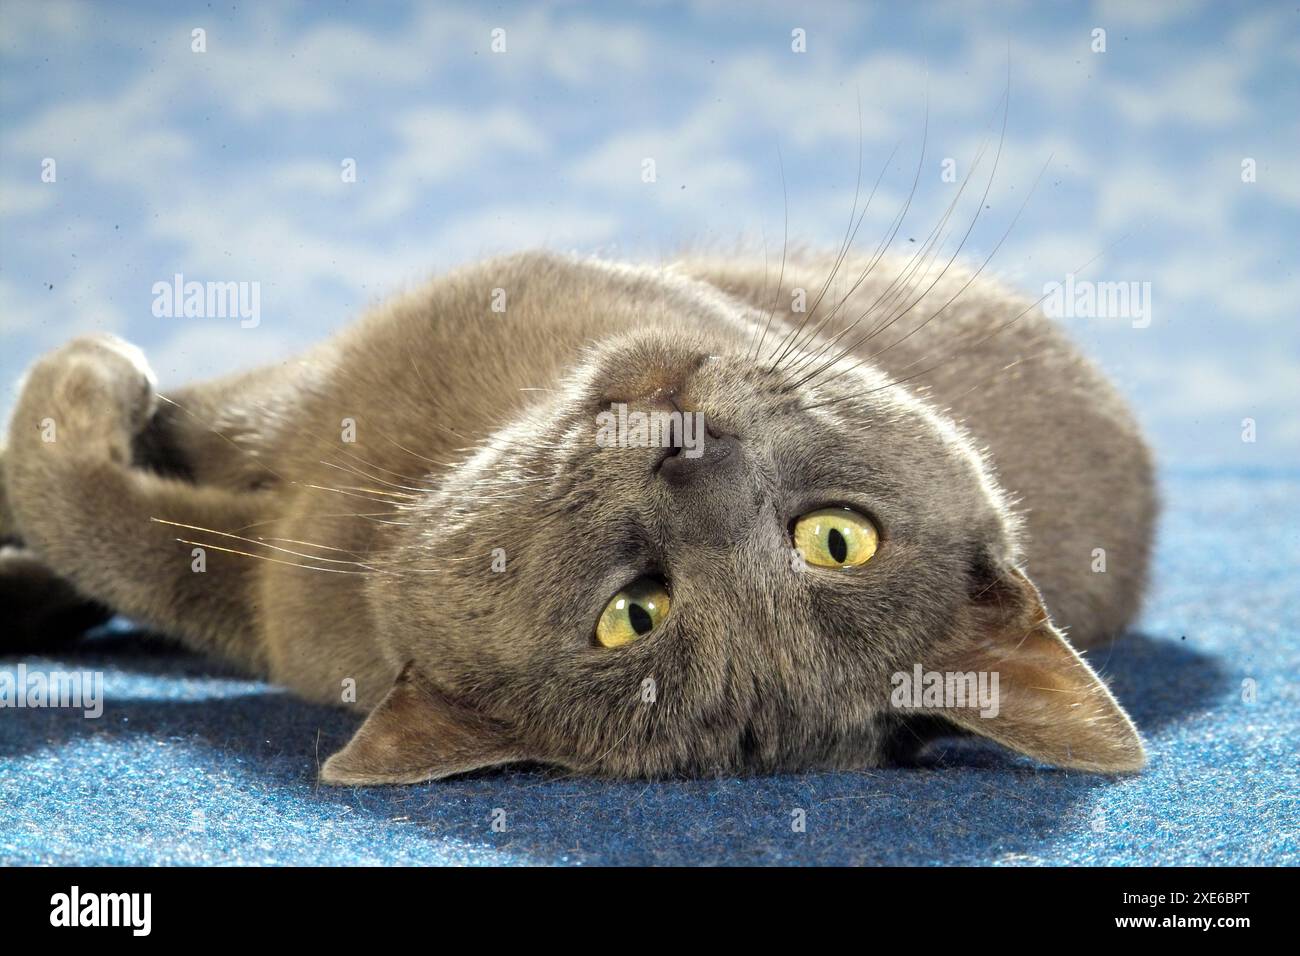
[2,251,1155,782]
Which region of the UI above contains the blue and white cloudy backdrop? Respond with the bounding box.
[2,0,1297,467]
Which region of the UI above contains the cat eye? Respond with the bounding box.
[792,507,879,569]
[596,577,671,648]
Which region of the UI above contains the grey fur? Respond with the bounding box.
[2,251,1154,783]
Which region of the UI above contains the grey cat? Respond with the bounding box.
[1,250,1154,783]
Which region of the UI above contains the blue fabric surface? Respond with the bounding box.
[1,469,1296,866]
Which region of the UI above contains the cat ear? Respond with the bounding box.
[320,663,522,786]
[927,567,1145,773]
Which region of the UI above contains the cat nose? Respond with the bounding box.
[659,432,742,486]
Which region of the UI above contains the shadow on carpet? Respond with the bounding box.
[2,624,1255,866]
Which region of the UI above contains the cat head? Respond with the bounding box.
[322,254,1144,785]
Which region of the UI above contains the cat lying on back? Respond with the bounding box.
[1,251,1154,783]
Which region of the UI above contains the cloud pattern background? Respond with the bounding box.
[2,0,1297,469]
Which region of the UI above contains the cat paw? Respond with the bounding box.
[12,333,159,449]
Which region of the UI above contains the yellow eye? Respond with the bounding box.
[793,507,879,569]
[596,577,671,648]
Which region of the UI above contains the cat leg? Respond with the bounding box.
[0,450,112,650]
[3,334,271,671]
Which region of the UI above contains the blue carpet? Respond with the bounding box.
[1,469,1296,865]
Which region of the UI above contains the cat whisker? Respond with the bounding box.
[793,79,1019,394]
[304,484,420,506]
[858,158,1045,373]
[326,484,418,499]
[850,85,1015,360]
[767,94,883,368]
[464,473,559,488]
[169,537,377,575]
[795,235,1113,413]
[748,144,789,363]
[229,511,407,533]
[780,132,994,382]
[780,73,1008,387]
[257,536,368,555]
[150,517,384,569]
[773,143,911,371]
[771,83,937,372]
[318,458,437,494]
[413,550,510,564]
[801,149,1050,400]
[374,429,459,470]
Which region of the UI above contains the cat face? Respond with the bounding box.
[324,272,1144,785]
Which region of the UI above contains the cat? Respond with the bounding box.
[1,249,1155,783]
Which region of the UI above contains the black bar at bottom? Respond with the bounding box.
[0,865,1280,940]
